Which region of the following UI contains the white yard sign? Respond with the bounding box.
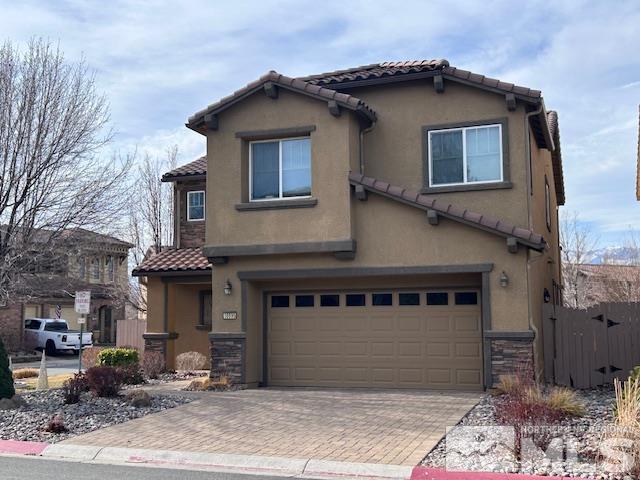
[74,291,91,315]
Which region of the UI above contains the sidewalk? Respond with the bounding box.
[0,440,573,480]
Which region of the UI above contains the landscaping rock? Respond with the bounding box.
[125,390,151,408]
[0,395,26,410]
[421,388,623,479]
[0,389,191,443]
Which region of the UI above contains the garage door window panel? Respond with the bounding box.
[320,294,340,307]
[271,295,290,308]
[295,295,314,307]
[346,294,366,306]
[372,293,393,306]
[426,292,449,305]
[455,292,478,305]
[399,293,420,305]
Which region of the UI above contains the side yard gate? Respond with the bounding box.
[116,318,147,352]
[543,303,640,388]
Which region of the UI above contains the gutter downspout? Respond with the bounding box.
[524,102,545,382]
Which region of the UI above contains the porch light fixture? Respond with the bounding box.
[223,279,232,296]
[499,271,509,288]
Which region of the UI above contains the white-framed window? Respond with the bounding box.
[187,190,205,221]
[250,137,311,201]
[428,124,503,187]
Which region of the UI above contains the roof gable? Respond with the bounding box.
[187,71,376,134]
[162,156,207,182]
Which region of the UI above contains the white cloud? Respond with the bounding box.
[1,0,639,244]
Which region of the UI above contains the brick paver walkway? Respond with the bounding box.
[63,388,481,466]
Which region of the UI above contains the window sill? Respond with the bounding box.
[235,198,318,211]
[421,181,512,194]
[195,324,210,331]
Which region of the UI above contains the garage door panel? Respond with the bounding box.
[268,289,482,390]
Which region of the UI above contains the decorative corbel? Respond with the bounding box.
[505,93,516,112]
[426,209,439,225]
[433,74,444,93]
[507,236,518,254]
[204,113,218,130]
[355,185,368,201]
[328,100,341,117]
[264,82,278,99]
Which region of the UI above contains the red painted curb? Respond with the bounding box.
[0,439,49,456]
[411,466,569,480]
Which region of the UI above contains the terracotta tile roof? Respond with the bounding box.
[132,248,210,276]
[187,71,376,131]
[301,60,542,99]
[546,111,565,205]
[349,172,546,250]
[162,156,207,182]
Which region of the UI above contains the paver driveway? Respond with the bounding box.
[63,388,481,465]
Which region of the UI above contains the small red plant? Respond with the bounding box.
[45,414,67,433]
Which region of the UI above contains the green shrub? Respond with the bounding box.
[97,347,139,367]
[0,338,15,399]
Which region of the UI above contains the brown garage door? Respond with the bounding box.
[267,289,483,390]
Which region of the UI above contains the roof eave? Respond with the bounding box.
[132,268,211,277]
[161,173,207,183]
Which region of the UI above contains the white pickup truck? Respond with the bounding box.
[24,318,93,355]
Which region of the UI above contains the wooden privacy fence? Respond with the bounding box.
[543,303,640,388]
[116,319,147,352]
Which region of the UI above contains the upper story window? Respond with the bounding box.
[428,124,503,187]
[106,255,115,281]
[78,257,86,279]
[545,176,551,231]
[250,137,311,201]
[91,258,100,280]
[187,191,205,221]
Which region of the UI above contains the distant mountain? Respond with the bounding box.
[589,245,639,264]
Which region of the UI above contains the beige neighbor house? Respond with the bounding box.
[0,228,132,351]
[133,60,564,390]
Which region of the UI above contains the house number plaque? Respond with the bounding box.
[222,311,237,320]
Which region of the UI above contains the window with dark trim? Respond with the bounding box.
[427,292,448,305]
[295,295,314,307]
[320,294,340,307]
[399,293,420,305]
[372,293,392,306]
[199,291,212,327]
[271,295,290,308]
[545,176,551,232]
[455,292,478,305]
[346,294,366,306]
[187,190,205,221]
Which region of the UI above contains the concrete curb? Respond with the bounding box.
[2,442,568,480]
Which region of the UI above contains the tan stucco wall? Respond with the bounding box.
[205,89,360,247]
[170,284,211,365]
[527,128,562,377]
[211,194,529,385]
[145,277,165,333]
[353,80,529,227]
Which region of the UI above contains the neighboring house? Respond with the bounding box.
[134,59,564,390]
[0,228,132,351]
[573,264,640,306]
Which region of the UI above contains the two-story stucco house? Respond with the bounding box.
[134,60,564,390]
[0,228,132,351]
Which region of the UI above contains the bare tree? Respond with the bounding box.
[560,211,599,308]
[127,147,177,313]
[596,229,640,303]
[0,38,131,305]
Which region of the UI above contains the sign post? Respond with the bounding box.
[74,291,91,373]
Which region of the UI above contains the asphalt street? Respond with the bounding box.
[1,455,288,480]
[14,354,81,376]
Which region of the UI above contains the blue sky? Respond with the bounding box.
[1,0,639,245]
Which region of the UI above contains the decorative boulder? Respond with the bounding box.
[125,389,152,408]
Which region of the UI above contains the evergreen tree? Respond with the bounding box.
[0,338,15,399]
